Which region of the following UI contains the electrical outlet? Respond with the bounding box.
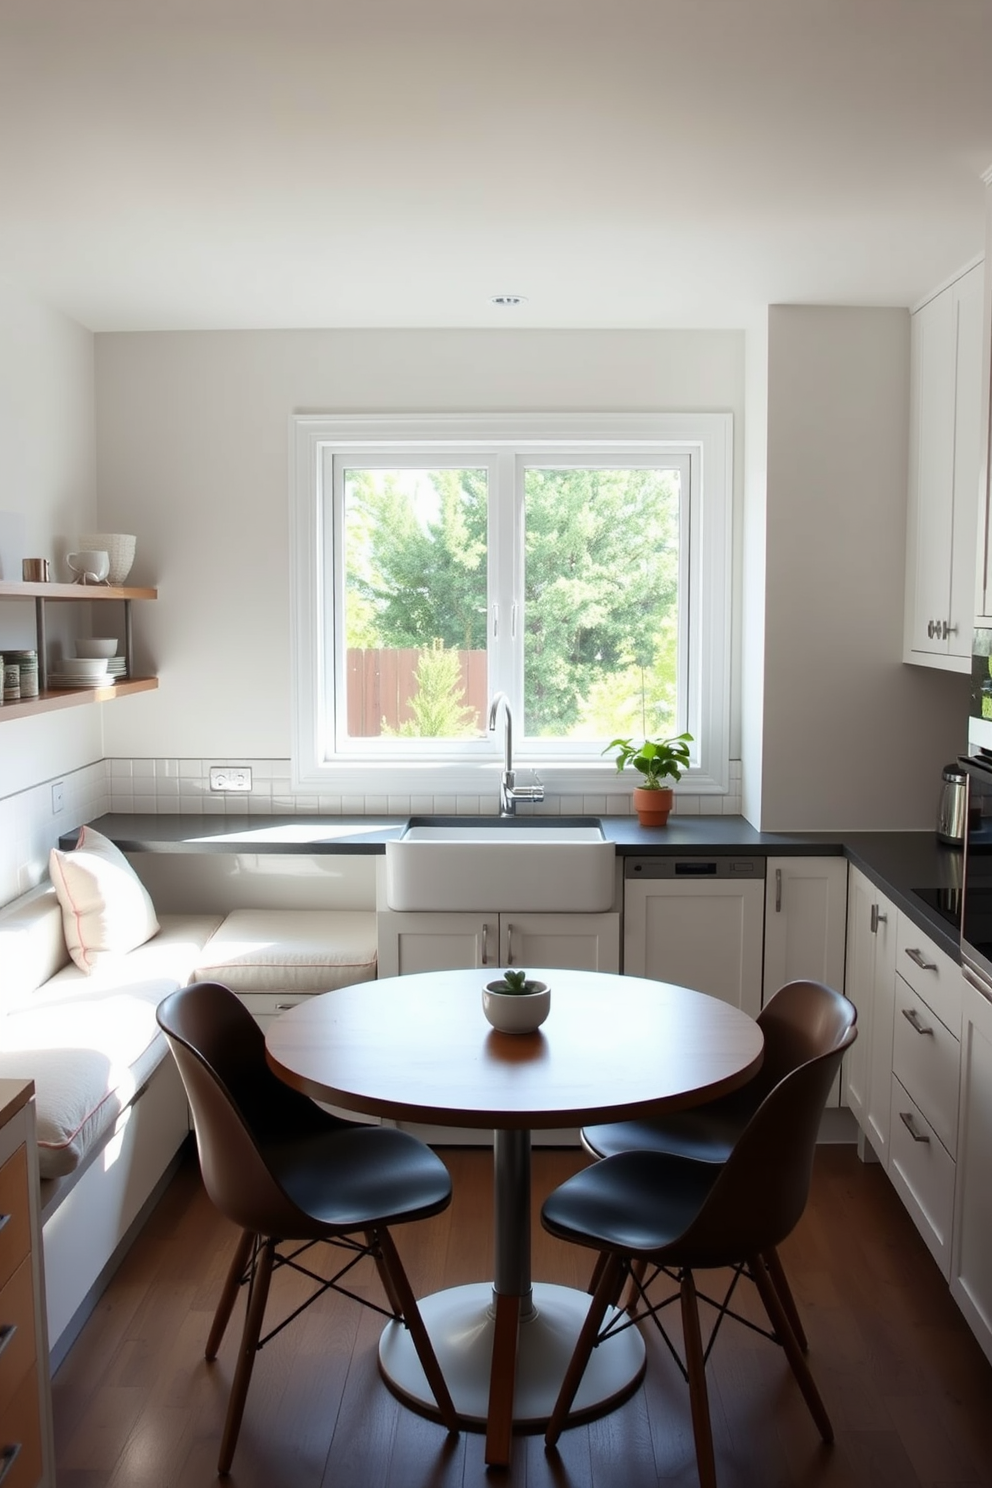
[209,766,252,793]
[51,781,64,814]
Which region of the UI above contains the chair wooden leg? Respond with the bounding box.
[218,1237,275,1475]
[206,1228,255,1361]
[545,1251,626,1450]
[624,1257,648,1314]
[748,1253,833,1443]
[762,1245,808,1353]
[486,1290,521,1467]
[373,1226,459,1435]
[365,1227,404,1317]
[680,1268,717,1488]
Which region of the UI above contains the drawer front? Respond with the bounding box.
[889,1075,956,1278]
[892,975,961,1157]
[0,1146,29,1294]
[0,1362,43,1488]
[0,1256,37,1416]
[237,992,311,1028]
[896,914,962,1037]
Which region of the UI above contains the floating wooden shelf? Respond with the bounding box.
[0,677,158,720]
[0,580,158,721]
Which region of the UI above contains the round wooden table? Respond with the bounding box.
[266,968,763,1466]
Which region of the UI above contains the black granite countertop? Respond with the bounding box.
[67,812,965,961]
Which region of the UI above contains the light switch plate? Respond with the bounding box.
[209,766,252,792]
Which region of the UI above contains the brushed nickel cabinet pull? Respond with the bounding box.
[899,1110,930,1143]
[775,868,782,913]
[905,947,937,971]
[870,903,887,934]
[507,923,516,965]
[902,1007,934,1036]
[482,922,490,965]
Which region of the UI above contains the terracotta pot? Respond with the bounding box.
[633,785,673,827]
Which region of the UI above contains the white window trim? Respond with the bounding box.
[290,412,732,799]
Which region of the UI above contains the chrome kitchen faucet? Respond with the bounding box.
[487,692,545,816]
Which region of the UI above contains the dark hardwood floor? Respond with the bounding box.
[51,1143,992,1488]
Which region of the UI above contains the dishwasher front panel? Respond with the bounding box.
[623,858,765,1019]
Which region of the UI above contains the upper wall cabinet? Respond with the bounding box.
[904,261,984,671]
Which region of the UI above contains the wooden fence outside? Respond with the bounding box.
[346,648,488,736]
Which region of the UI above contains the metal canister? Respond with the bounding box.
[6,649,38,699]
[3,658,21,702]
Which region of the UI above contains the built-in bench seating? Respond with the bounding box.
[0,831,378,1365]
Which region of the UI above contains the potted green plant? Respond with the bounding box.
[482,968,551,1033]
[603,732,693,827]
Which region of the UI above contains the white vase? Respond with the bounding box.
[482,980,551,1033]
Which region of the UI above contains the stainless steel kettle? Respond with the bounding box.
[937,762,967,845]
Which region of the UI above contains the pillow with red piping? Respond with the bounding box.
[48,825,159,972]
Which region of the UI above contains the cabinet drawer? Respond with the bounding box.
[0,1256,37,1416]
[896,915,961,1037]
[237,992,311,1028]
[0,1146,29,1293]
[0,1361,43,1488]
[892,975,961,1158]
[889,1075,956,1278]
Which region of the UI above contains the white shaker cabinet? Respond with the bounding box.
[904,260,983,667]
[375,908,620,979]
[622,859,765,1018]
[762,857,848,1002]
[843,868,897,1161]
[950,971,992,1367]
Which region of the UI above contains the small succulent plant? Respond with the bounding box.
[496,968,533,994]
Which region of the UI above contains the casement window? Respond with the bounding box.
[291,414,731,798]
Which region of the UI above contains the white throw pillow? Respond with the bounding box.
[48,825,160,972]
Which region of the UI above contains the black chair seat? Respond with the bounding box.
[543,1149,720,1258]
[581,1100,752,1164]
[266,1124,453,1231]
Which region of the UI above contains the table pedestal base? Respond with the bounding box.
[379,1281,645,1430]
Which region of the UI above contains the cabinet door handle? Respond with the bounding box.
[0,1445,21,1488]
[942,620,958,640]
[870,903,888,934]
[482,922,491,966]
[899,1110,930,1143]
[901,1006,934,1036]
[927,619,935,639]
[775,868,782,913]
[904,947,937,971]
[506,923,516,965]
[274,1002,297,1012]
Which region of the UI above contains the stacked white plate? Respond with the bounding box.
[48,658,113,689]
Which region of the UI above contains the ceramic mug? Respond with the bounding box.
[66,550,110,584]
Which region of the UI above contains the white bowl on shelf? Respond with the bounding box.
[76,533,136,586]
[60,658,111,680]
[75,638,118,659]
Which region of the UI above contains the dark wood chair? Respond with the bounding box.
[157,981,458,1475]
[579,977,851,1349]
[542,980,856,1488]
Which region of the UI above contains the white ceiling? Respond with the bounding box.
[1,0,991,332]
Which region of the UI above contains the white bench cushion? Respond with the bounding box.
[0,913,221,1178]
[193,909,377,993]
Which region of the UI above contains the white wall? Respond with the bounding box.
[759,306,970,830]
[94,328,747,761]
[0,276,104,900]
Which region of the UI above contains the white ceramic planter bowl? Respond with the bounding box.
[75,638,118,659]
[482,980,551,1034]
